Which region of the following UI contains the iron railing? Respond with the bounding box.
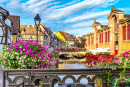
[2,68,130,87]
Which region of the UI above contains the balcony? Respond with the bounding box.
[2,68,130,87]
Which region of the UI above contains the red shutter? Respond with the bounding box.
[122,27,124,40]
[91,37,92,44]
[93,36,94,44]
[124,26,126,40]
[100,34,101,43]
[105,32,106,42]
[106,32,107,42]
[128,24,130,39]
[108,31,110,42]
[102,33,103,43]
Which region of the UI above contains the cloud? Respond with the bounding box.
[64,19,108,37]
[0,0,9,3]
[21,0,58,14]
[118,8,130,12]
[64,27,92,37]
[46,0,117,20]
[64,11,110,23]
[6,0,20,9]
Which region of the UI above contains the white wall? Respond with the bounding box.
[5,18,11,27]
[0,44,3,53]
[0,27,3,36]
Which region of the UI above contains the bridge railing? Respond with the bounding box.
[2,68,130,87]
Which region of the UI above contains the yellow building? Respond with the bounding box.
[86,5,130,54]
[56,31,74,47]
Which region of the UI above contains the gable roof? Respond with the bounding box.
[81,35,87,39]
[124,14,130,18]
[8,15,20,34]
[59,31,73,41]
[20,25,44,35]
[0,7,9,17]
[114,9,124,12]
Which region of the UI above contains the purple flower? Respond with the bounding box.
[25,52,29,56]
[122,53,125,57]
[41,58,43,60]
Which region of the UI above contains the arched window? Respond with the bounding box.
[88,37,90,44]
[122,26,126,40]
[91,36,94,44]
[100,34,101,43]
[127,24,130,40]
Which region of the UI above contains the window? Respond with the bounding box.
[127,24,130,40]
[100,34,101,43]
[93,36,94,44]
[44,36,48,46]
[102,33,103,43]
[91,36,94,44]
[29,36,32,39]
[108,31,110,42]
[88,37,90,44]
[122,26,126,40]
[105,32,107,43]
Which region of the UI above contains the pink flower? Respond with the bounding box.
[25,52,29,56]
[122,53,125,57]
[113,58,121,65]
[38,67,40,69]
[7,49,10,51]
[41,58,43,60]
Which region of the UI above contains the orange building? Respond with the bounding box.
[86,5,130,54]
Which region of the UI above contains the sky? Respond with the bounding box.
[1,0,130,37]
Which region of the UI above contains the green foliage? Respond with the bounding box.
[118,68,126,76]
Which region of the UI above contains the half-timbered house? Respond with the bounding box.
[0,7,12,53]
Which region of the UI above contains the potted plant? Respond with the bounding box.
[93,51,130,87]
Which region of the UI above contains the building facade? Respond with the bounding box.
[20,24,45,45]
[55,31,75,47]
[86,5,130,54]
[0,7,19,53]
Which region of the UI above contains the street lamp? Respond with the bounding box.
[34,14,41,42]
